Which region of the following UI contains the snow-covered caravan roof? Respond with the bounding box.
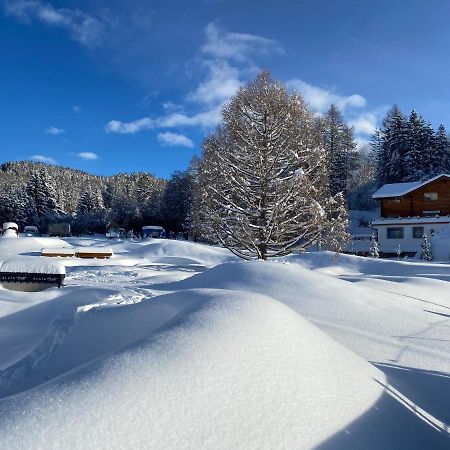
[142,226,165,230]
[372,174,450,199]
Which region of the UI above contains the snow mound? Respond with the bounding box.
[0,289,385,449]
[0,237,69,261]
[149,260,450,373]
[1,257,65,275]
[134,239,236,267]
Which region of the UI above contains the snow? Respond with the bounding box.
[1,229,18,238]
[427,223,450,260]
[372,216,450,225]
[41,247,75,256]
[2,222,18,231]
[1,257,65,275]
[0,238,449,448]
[372,181,422,198]
[75,246,113,255]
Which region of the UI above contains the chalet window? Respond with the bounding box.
[413,227,424,239]
[424,192,438,201]
[387,227,404,239]
[387,197,401,203]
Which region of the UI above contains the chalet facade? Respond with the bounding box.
[371,174,450,255]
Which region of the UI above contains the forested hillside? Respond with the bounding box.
[0,161,193,234]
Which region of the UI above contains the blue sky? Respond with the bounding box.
[2,0,450,178]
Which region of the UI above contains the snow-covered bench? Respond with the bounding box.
[41,247,76,257]
[75,247,113,259]
[0,258,65,292]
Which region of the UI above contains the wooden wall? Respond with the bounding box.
[380,177,450,217]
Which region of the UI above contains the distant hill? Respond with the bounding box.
[0,161,165,214]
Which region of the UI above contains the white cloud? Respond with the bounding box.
[105,23,282,135]
[349,112,378,135]
[30,154,57,164]
[286,79,366,113]
[3,0,104,47]
[187,59,242,107]
[157,132,194,148]
[105,107,221,135]
[73,105,82,113]
[201,22,284,62]
[77,152,99,160]
[105,117,154,134]
[46,126,64,135]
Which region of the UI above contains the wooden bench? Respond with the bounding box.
[75,247,113,259]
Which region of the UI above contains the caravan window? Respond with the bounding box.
[387,227,404,239]
[413,226,424,238]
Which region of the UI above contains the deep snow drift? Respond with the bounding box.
[0,237,449,449]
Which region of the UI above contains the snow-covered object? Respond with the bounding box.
[0,257,65,275]
[425,223,450,260]
[0,289,385,449]
[76,247,113,258]
[1,229,18,238]
[2,222,18,231]
[2,222,18,238]
[41,248,75,257]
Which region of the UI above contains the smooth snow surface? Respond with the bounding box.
[0,290,386,449]
[0,238,449,449]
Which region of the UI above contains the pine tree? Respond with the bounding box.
[160,170,193,232]
[369,234,379,258]
[197,71,341,260]
[372,105,409,185]
[434,124,450,175]
[421,233,432,261]
[323,105,357,197]
[404,111,428,181]
[321,192,350,253]
[26,169,63,217]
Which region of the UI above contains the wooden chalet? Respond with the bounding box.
[371,174,450,255]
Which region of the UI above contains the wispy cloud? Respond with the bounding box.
[286,79,366,113]
[72,105,82,113]
[106,23,281,135]
[77,152,99,160]
[157,132,194,148]
[46,126,64,135]
[201,22,284,62]
[3,0,104,47]
[105,118,154,134]
[30,154,57,164]
[105,108,222,134]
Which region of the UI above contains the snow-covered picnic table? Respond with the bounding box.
[0,257,65,291]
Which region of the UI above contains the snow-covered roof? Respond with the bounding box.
[372,174,450,199]
[142,226,165,230]
[372,216,450,225]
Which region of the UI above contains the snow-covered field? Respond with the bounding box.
[0,237,449,449]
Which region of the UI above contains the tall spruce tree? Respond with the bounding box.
[323,105,357,197]
[434,124,450,174]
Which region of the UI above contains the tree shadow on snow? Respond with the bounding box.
[316,364,450,449]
